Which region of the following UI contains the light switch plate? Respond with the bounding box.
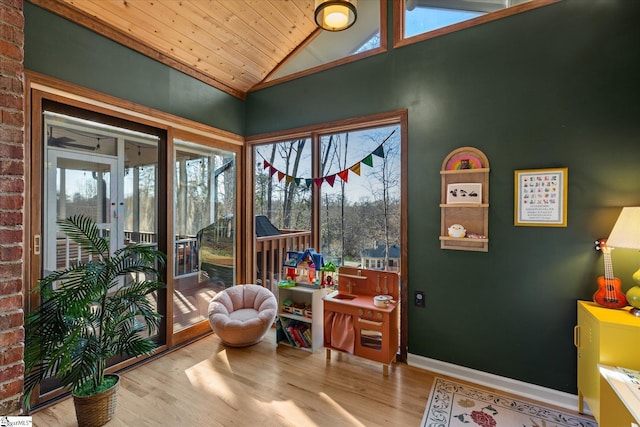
[414,291,425,308]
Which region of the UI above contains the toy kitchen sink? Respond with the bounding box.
[323,266,400,376]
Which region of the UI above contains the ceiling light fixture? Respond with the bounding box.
[314,0,357,32]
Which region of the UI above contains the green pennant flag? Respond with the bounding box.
[294,178,301,186]
[362,154,373,167]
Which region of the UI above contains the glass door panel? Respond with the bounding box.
[173,140,236,333]
[123,138,159,246]
[39,111,163,397]
[319,124,401,270]
[253,139,312,291]
[44,150,117,276]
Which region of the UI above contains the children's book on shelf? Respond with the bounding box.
[277,317,311,348]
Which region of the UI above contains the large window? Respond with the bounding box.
[251,115,404,290]
[254,1,386,91]
[319,125,401,269]
[404,2,484,38]
[253,139,312,289]
[395,0,560,47]
[255,138,312,231]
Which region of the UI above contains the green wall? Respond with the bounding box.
[246,0,640,393]
[23,2,245,135]
[23,0,640,394]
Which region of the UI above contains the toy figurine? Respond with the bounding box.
[448,224,466,238]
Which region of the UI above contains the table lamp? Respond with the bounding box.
[606,207,640,316]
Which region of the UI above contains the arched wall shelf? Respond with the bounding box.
[440,147,490,252]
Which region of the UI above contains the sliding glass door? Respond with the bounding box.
[43,111,160,272]
[28,88,242,407]
[173,139,237,333]
[37,109,164,396]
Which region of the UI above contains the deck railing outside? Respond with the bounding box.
[57,229,312,286]
[175,236,198,277]
[255,229,311,294]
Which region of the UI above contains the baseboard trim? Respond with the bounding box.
[407,353,591,415]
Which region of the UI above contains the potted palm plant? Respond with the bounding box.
[23,215,166,427]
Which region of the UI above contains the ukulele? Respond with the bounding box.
[593,239,627,309]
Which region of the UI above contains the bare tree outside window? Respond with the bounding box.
[255,139,312,232]
[253,124,401,274]
[320,125,401,268]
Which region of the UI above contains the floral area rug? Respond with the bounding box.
[421,377,598,427]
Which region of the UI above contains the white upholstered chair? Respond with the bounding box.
[207,284,277,347]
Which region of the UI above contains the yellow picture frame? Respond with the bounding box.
[514,168,568,227]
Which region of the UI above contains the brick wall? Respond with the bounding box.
[0,0,25,416]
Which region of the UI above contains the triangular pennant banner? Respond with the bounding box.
[262,131,395,186]
[372,145,385,158]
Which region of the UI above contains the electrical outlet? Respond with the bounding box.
[414,291,425,308]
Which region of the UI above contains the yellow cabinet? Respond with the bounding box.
[575,300,640,422]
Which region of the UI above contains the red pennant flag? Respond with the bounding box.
[313,177,324,188]
[277,171,285,181]
[325,174,336,187]
[263,160,269,169]
[338,170,349,183]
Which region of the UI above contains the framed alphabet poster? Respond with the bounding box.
[514,168,567,227]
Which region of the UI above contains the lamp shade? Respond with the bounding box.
[314,0,357,31]
[607,207,640,250]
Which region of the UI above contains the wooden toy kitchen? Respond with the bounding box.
[323,266,400,376]
[274,249,400,375]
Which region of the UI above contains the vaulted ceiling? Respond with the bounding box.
[28,1,549,100]
[30,0,322,99]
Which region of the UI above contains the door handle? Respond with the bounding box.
[573,325,580,349]
[358,318,383,327]
[34,234,41,255]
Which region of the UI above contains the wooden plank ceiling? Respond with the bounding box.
[31,0,320,99]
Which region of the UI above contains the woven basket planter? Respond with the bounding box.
[73,374,120,427]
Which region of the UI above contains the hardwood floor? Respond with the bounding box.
[30,330,434,426]
[30,329,593,427]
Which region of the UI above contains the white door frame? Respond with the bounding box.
[43,147,121,275]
